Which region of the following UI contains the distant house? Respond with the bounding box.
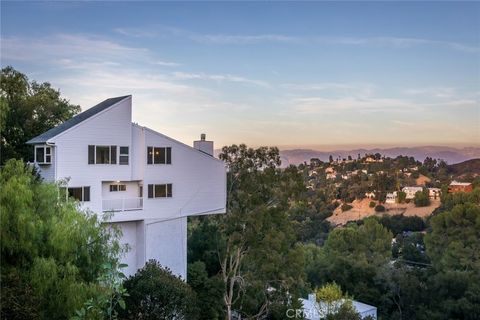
[299,293,377,320]
[325,167,335,174]
[308,170,318,177]
[448,181,473,193]
[326,173,337,180]
[428,187,441,199]
[402,186,424,199]
[385,192,397,204]
[365,192,376,199]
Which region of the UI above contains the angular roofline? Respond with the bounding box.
[27,95,131,144]
[133,123,225,165]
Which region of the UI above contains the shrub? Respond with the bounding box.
[369,201,376,208]
[414,189,430,207]
[341,204,353,212]
[118,260,198,320]
[379,214,426,235]
[397,191,407,203]
[375,204,386,212]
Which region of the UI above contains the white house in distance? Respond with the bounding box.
[299,294,377,320]
[402,186,424,200]
[27,95,227,278]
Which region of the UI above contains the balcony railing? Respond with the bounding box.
[102,197,143,212]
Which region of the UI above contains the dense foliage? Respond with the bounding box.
[0,159,123,319]
[118,260,198,320]
[0,66,80,164]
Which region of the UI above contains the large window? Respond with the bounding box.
[147,147,172,164]
[147,184,173,198]
[88,145,117,164]
[64,186,90,202]
[119,146,129,165]
[35,145,52,164]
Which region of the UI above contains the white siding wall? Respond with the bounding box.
[145,217,187,279]
[140,128,226,221]
[35,146,56,182]
[101,181,141,199]
[114,221,140,277]
[131,124,145,180]
[54,97,133,213]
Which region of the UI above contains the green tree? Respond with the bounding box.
[187,261,224,320]
[315,218,392,304]
[0,66,80,164]
[414,189,430,207]
[0,159,123,319]
[119,260,198,320]
[217,144,306,319]
[423,203,480,319]
[397,191,406,204]
[314,283,362,320]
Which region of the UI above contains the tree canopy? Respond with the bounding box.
[0,159,123,319]
[0,66,80,164]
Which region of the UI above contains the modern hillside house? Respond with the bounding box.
[27,95,227,278]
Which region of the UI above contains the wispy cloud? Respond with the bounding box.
[292,96,418,114]
[404,87,456,98]
[282,82,376,99]
[172,71,270,87]
[114,26,480,53]
[1,34,180,67]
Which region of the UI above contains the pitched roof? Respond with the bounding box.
[27,95,131,144]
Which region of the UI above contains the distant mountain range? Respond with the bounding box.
[278,146,480,166]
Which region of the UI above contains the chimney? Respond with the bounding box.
[193,133,214,156]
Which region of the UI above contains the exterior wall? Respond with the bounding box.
[35,145,56,182]
[114,221,140,277]
[448,184,473,193]
[131,124,145,180]
[139,128,226,221]
[53,97,133,213]
[145,217,187,279]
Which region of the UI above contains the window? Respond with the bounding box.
[119,146,129,165]
[110,184,126,192]
[35,145,52,164]
[66,186,90,202]
[88,145,117,164]
[147,184,172,198]
[147,147,172,164]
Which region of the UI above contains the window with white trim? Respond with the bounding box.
[88,145,117,164]
[35,145,52,164]
[147,147,172,164]
[147,184,172,198]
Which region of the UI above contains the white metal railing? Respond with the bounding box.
[102,197,143,212]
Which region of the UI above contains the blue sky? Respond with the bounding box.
[1,1,479,149]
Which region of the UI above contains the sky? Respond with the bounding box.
[1,1,479,150]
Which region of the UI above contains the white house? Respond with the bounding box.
[402,186,423,200]
[428,187,441,199]
[27,95,227,278]
[385,191,397,204]
[299,294,377,320]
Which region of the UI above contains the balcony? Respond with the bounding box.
[102,197,143,212]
